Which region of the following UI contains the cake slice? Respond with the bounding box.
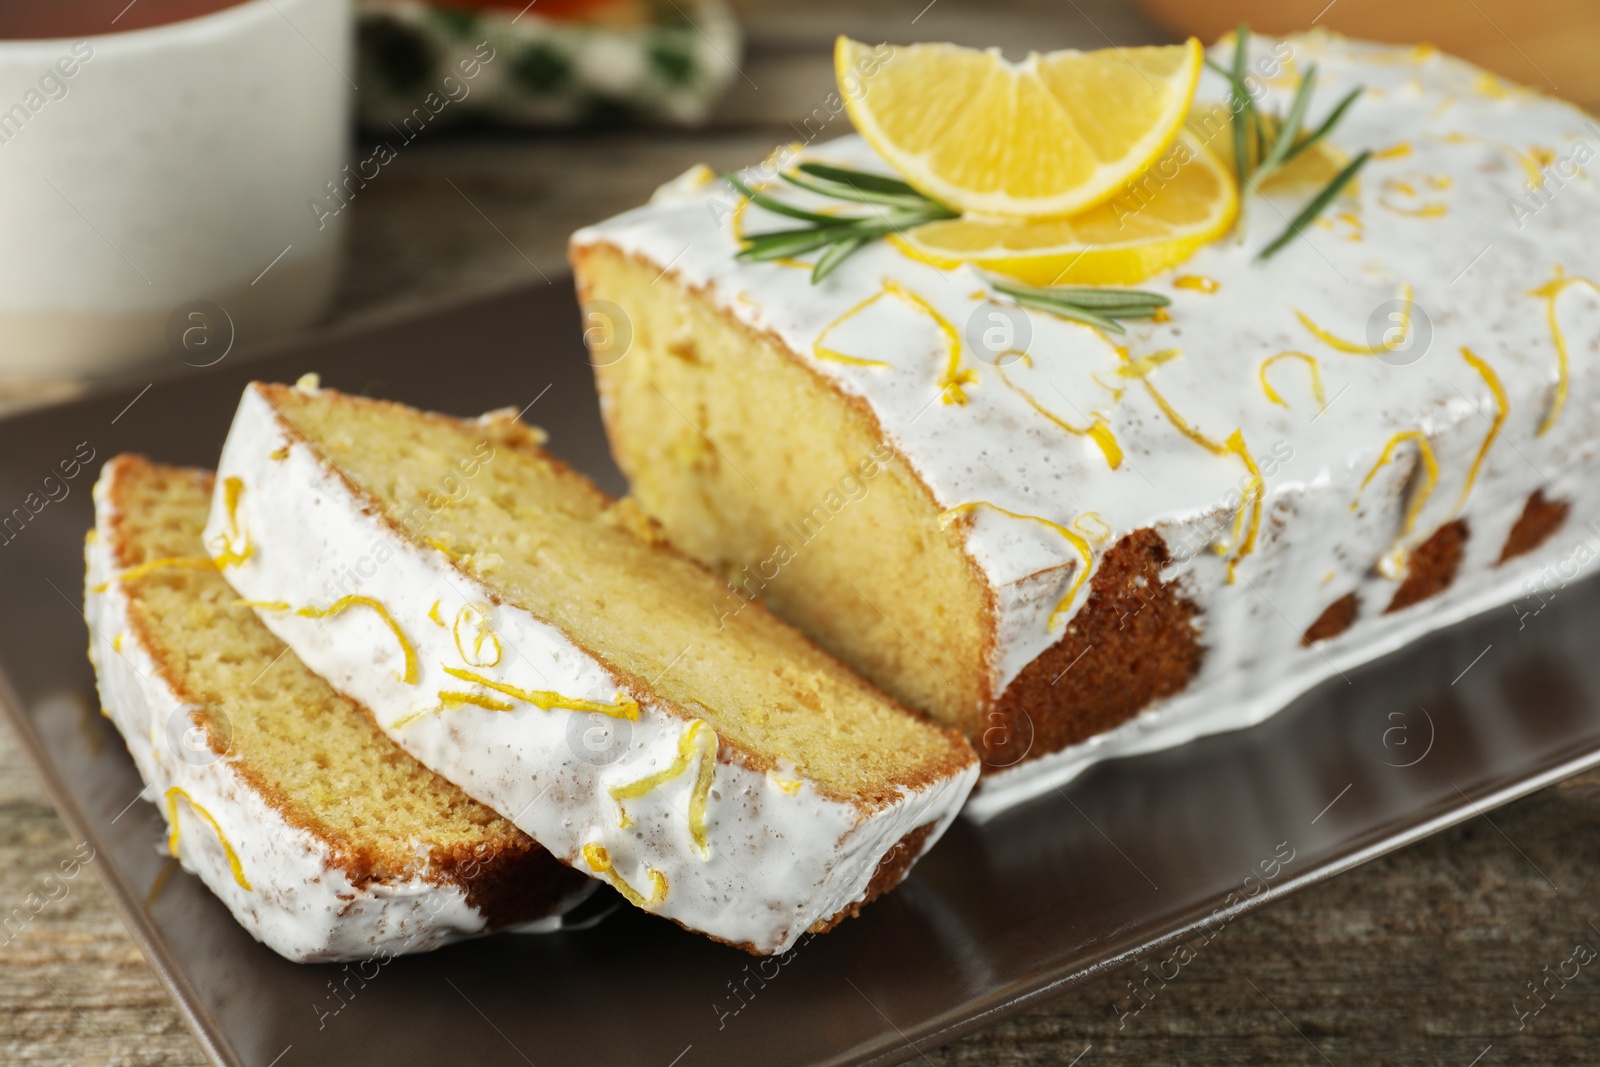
[86,455,590,963]
[206,380,978,955]
[571,32,1600,816]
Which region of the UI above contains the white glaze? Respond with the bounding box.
[572,34,1600,814]
[208,383,977,954]
[86,464,509,963]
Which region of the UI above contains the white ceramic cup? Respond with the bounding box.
[0,0,351,378]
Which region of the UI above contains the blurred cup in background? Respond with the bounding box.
[0,0,352,379]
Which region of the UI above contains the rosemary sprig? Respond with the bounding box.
[1256,148,1372,260]
[987,277,1171,336]
[1208,24,1369,260]
[726,163,957,282]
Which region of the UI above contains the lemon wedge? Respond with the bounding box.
[838,36,1204,219]
[890,131,1237,286]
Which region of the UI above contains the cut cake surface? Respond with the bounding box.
[205,381,978,954]
[85,455,588,962]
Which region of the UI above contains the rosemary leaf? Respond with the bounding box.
[1211,24,1368,260]
[1254,64,1318,184]
[990,279,1170,312]
[780,170,942,212]
[1045,289,1170,310]
[728,162,957,281]
[739,227,866,261]
[812,233,874,282]
[795,162,924,198]
[725,174,843,224]
[1281,86,1363,164]
[1007,294,1127,335]
[988,277,1171,334]
[1257,148,1371,260]
[1229,23,1254,182]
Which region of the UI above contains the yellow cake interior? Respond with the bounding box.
[575,245,993,734]
[104,457,536,882]
[261,382,974,804]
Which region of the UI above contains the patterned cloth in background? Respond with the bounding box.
[356,0,742,129]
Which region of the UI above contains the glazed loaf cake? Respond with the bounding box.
[206,381,978,954]
[86,456,589,962]
[571,33,1600,815]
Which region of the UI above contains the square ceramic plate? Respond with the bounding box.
[5,280,1600,1067]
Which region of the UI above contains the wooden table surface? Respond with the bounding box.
[6,1,1600,1063]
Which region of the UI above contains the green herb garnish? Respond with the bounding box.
[1207,23,1369,260]
[726,163,957,283]
[1255,148,1372,260]
[986,277,1171,336]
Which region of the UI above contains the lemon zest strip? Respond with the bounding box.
[164,787,251,891]
[1295,283,1414,355]
[1378,198,1448,218]
[1258,352,1327,409]
[889,279,971,405]
[940,502,1093,629]
[686,727,718,859]
[1090,371,1128,400]
[609,720,719,859]
[296,596,418,685]
[452,606,503,668]
[1119,348,1261,580]
[1439,131,1546,188]
[1216,431,1264,584]
[1377,174,1451,218]
[1073,511,1113,545]
[994,364,1123,470]
[441,690,515,711]
[1529,267,1600,436]
[813,279,973,403]
[424,537,461,561]
[1123,350,1223,454]
[1352,431,1440,580]
[391,690,517,730]
[233,599,290,612]
[1114,348,1183,380]
[210,477,253,568]
[90,556,214,592]
[813,289,895,368]
[769,773,803,795]
[428,600,445,626]
[582,842,667,909]
[1454,347,1508,514]
[440,665,639,721]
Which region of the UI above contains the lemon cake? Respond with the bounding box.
[205,380,978,955]
[571,32,1600,816]
[86,455,590,962]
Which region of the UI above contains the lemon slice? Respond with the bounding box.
[890,132,1237,286]
[838,36,1203,219]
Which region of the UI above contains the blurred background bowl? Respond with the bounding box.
[0,0,351,380]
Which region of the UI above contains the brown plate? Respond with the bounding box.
[4,280,1599,1067]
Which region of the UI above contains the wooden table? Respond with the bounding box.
[5,1,1600,1063]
